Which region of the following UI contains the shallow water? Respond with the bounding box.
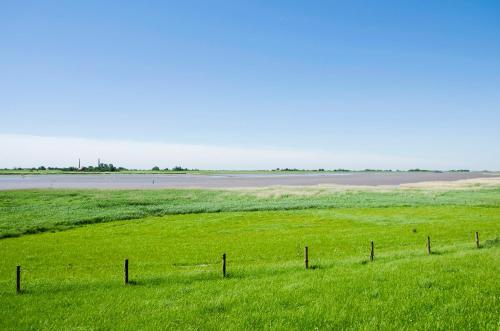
[0,172,495,190]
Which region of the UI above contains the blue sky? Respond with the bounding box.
[1,1,499,169]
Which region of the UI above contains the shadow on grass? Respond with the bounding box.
[483,237,500,248]
[308,264,322,270]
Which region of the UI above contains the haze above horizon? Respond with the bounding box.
[1,1,499,170]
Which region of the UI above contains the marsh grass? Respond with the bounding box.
[1,187,499,238]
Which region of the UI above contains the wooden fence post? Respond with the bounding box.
[16,266,21,294]
[124,259,129,285]
[370,241,374,261]
[304,246,309,269]
[427,236,431,255]
[475,231,480,249]
[222,253,226,278]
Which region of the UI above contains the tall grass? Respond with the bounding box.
[1,187,500,238]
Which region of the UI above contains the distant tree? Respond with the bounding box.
[152,166,160,171]
[81,163,117,172]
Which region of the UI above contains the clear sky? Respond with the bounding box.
[1,1,499,170]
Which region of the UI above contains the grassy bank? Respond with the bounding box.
[1,187,500,239]
[0,206,499,329]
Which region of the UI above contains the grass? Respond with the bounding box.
[0,205,499,330]
[1,187,500,238]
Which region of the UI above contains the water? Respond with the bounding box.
[0,172,494,190]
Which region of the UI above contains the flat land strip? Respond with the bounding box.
[0,182,499,329]
[1,186,500,238]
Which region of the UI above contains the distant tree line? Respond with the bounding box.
[151,166,198,171]
[7,164,126,172]
[81,163,126,172]
[2,166,471,173]
[272,168,326,172]
[271,168,471,172]
[272,168,390,172]
[6,164,201,172]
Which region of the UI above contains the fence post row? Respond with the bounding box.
[14,231,487,293]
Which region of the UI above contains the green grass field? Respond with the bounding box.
[1,187,500,238]
[0,188,499,330]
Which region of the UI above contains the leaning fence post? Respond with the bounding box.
[16,266,21,294]
[124,259,129,285]
[304,246,309,269]
[427,236,431,255]
[370,241,375,261]
[475,231,480,249]
[222,253,226,278]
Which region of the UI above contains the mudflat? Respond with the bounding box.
[0,171,497,190]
